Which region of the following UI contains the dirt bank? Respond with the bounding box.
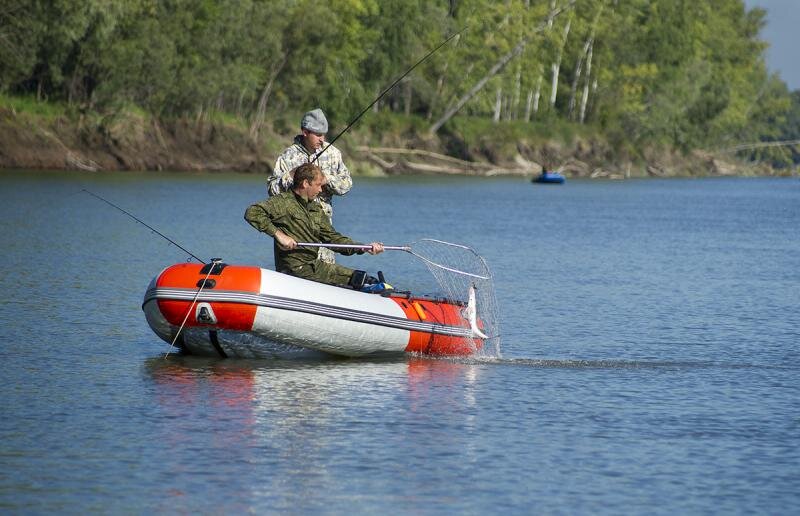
[0,107,274,172]
[0,106,771,178]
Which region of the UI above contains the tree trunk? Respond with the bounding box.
[547,0,557,28]
[404,77,412,116]
[493,87,502,123]
[525,88,534,122]
[578,3,606,123]
[533,74,542,117]
[567,38,588,119]
[525,0,556,121]
[249,52,287,142]
[236,89,244,118]
[579,40,594,123]
[550,16,571,108]
[512,65,521,120]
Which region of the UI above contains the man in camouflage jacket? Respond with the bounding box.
[269,108,352,264]
[247,163,382,287]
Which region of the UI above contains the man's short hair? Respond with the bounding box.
[293,163,323,186]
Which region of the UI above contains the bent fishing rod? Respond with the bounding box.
[82,189,205,263]
[312,26,467,164]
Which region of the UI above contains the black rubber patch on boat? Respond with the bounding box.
[196,279,216,289]
[209,330,227,358]
[200,262,227,275]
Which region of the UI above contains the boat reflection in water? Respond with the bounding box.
[145,355,480,424]
[144,355,482,506]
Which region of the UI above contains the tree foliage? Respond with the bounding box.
[0,0,794,158]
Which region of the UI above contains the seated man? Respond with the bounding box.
[244,163,384,288]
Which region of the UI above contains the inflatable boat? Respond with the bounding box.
[143,261,486,358]
[533,171,566,184]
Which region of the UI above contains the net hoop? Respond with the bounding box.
[408,239,492,280]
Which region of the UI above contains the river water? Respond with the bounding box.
[1,170,798,513]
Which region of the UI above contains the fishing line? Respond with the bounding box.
[312,26,468,164]
[163,259,219,358]
[82,189,204,263]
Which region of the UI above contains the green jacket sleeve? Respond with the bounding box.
[244,201,278,236]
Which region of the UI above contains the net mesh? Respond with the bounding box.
[408,239,501,358]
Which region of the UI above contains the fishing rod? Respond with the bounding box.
[312,26,468,164]
[82,189,205,263]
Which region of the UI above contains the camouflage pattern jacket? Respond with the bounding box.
[244,191,362,287]
[269,136,352,222]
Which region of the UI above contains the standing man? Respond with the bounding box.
[269,108,352,264]
[247,163,382,288]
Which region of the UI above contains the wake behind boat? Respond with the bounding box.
[143,261,487,358]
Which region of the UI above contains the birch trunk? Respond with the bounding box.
[524,89,534,122]
[527,1,557,118]
[493,87,502,123]
[547,0,557,28]
[550,16,571,108]
[571,2,604,121]
[404,78,412,116]
[567,38,588,119]
[512,65,522,120]
[578,40,594,123]
[249,53,287,142]
[533,74,542,116]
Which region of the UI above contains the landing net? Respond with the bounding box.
[410,239,501,357]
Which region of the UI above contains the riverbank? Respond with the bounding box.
[0,103,782,178]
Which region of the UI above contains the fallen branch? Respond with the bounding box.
[363,151,397,169]
[356,145,494,169]
[716,140,800,153]
[405,161,472,174]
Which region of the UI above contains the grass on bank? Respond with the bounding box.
[0,93,69,119]
[0,91,596,147]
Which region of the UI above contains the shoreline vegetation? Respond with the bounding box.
[1,1,798,178]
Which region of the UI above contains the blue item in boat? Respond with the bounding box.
[361,282,393,293]
[533,171,565,184]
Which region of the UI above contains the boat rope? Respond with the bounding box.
[312,26,467,165]
[163,259,220,358]
[81,189,204,263]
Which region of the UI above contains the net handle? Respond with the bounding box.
[296,240,491,280]
[296,242,409,251]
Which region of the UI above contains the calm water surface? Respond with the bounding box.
[1,171,798,513]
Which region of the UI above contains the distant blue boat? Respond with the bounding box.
[533,171,566,184]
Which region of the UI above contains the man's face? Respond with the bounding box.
[302,129,325,151]
[306,173,326,199]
